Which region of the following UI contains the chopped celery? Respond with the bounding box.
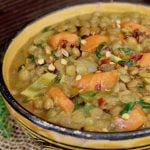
[21,72,56,98]
[111,54,122,63]
[105,51,122,63]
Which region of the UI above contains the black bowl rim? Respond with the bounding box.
[0,1,150,141]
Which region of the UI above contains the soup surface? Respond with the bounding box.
[9,11,150,132]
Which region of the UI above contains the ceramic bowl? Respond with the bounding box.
[0,2,150,150]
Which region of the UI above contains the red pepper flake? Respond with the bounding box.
[131,53,143,62]
[95,83,101,91]
[101,58,110,65]
[143,49,150,53]
[59,40,68,48]
[98,98,106,107]
[103,108,110,113]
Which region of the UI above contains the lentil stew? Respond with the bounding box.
[9,11,150,132]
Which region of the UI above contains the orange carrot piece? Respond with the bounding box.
[47,86,74,112]
[121,22,150,35]
[80,35,109,52]
[74,70,119,91]
[48,32,78,49]
[137,53,150,67]
[114,105,146,131]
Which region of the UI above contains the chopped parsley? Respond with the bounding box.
[27,54,35,62]
[95,42,108,58]
[118,60,134,67]
[118,47,133,54]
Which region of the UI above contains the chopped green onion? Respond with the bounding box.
[120,102,136,115]
[74,96,85,110]
[83,103,95,116]
[27,54,35,62]
[118,47,133,54]
[120,99,150,115]
[95,48,102,58]
[137,99,150,109]
[95,42,107,58]
[35,43,44,49]
[118,60,134,67]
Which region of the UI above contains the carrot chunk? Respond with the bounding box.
[137,53,150,67]
[121,22,150,35]
[114,105,146,131]
[48,32,78,49]
[74,70,119,91]
[47,86,74,112]
[80,35,109,52]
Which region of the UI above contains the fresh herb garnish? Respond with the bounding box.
[17,64,25,72]
[118,60,134,67]
[118,47,133,54]
[95,42,107,58]
[137,99,150,109]
[0,96,11,138]
[54,73,61,83]
[74,96,85,110]
[120,99,150,115]
[73,91,97,114]
[27,54,35,62]
[120,101,136,115]
[35,43,44,49]
[83,103,95,116]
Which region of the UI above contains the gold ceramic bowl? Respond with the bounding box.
[1,3,150,150]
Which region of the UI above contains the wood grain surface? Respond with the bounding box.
[0,0,149,47]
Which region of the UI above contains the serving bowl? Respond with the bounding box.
[0,2,150,149]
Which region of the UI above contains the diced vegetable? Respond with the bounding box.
[47,86,74,112]
[109,53,122,63]
[118,60,134,67]
[74,70,119,91]
[83,103,95,116]
[21,72,56,98]
[137,53,150,67]
[74,96,85,110]
[35,43,45,49]
[118,47,133,54]
[114,105,145,131]
[120,102,136,115]
[137,99,150,109]
[34,29,55,44]
[95,42,108,58]
[121,99,150,115]
[81,35,109,52]
[27,54,35,62]
[48,32,79,49]
[121,22,150,35]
